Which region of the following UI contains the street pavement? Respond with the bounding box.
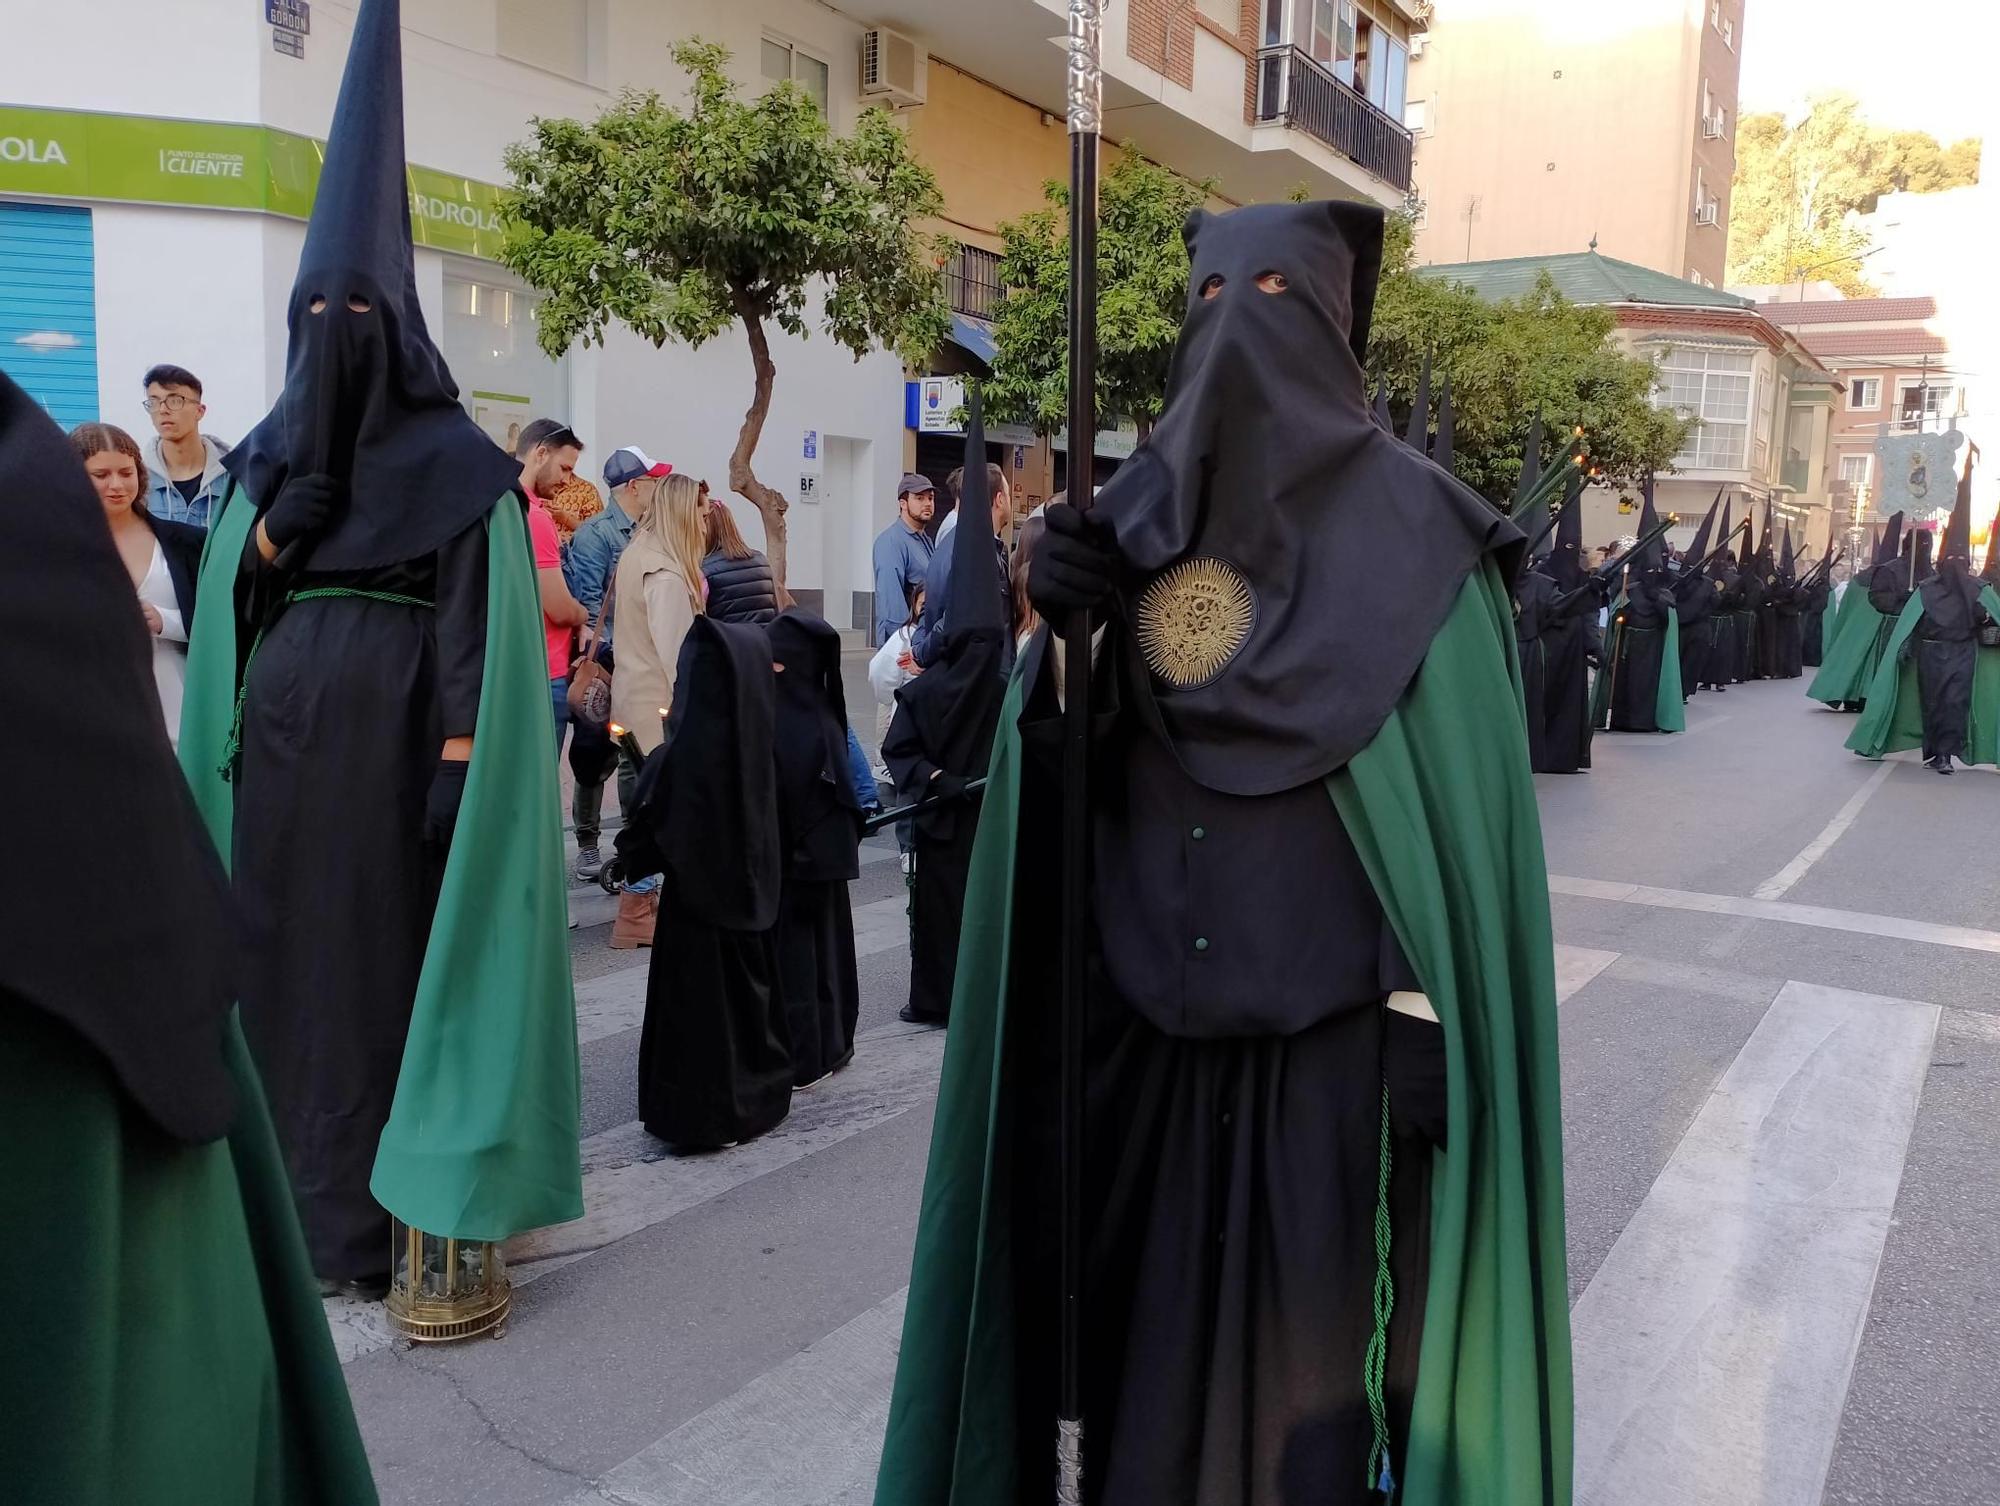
[340,671,2000,1506]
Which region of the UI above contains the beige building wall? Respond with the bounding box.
[1407,0,1740,283]
[902,60,1081,253]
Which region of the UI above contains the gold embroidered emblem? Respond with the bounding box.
[1135,557,1254,689]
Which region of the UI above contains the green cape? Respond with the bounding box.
[181,486,582,1241]
[1845,584,2000,765]
[874,564,1572,1506]
[1589,594,1683,733]
[1,1006,379,1505]
[1807,582,1890,706]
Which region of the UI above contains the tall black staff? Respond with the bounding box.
[1058,1,1101,1501]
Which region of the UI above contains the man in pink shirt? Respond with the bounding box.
[515,418,590,754]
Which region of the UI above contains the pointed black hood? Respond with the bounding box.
[1372,377,1393,433]
[226,0,519,569]
[1913,527,1935,580]
[1778,522,1795,580]
[1943,458,1975,564]
[1403,352,1432,452]
[1433,379,1456,475]
[1675,490,1720,601]
[1713,495,1734,571]
[1874,511,1905,565]
[1544,466,1585,589]
[1096,200,1518,796]
[1984,506,2000,584]
[0,373,237,1143]
[1512,415,1544,509]
[1635,474,1664,575]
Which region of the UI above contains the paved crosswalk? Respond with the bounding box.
[343,895,1988,1506]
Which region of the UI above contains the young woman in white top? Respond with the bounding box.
[71,423,205,748]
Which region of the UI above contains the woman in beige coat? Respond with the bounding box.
[609,473,709,945]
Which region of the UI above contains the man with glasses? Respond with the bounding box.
[141,364,231,529]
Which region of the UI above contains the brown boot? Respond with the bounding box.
[610,889,658,949]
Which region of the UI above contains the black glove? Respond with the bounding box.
[1384,1008,1449,1150]
[263,473,342,550]
[927,770,968,803]
[1028,503,1117,618]
[424,759,469,849]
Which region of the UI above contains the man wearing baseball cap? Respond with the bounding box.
[563,445,671,891]
[872,472,936,648]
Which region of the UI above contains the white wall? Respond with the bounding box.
[8,0,267,120]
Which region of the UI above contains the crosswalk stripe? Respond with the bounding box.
[1549,873,2000,956]
[1571,979,1939,1506]
[560,1290,907,1506]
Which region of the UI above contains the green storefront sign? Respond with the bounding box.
[0,104,505,260]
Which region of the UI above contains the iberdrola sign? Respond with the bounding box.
[0,104,506,260]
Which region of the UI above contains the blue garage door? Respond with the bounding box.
[0,203,99,428]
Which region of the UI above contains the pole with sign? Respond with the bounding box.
[1057,2,1100,1503]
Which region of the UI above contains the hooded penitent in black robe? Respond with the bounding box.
[209,0,525,1284]
[1738,549,1768,681]
[1600,486,1677,732]
[0,373,378,1504]
[1758,526,1804,680]
[1514,568,1556,770]
[1913,475,1985,765]
[619,618,794,1149]
[882,389,1011,1024]
[881,202,1570,1506]
[768,610,863,1086]
[1534,475,1595,773]
[1801,570,1832,667]
[1673,495,1722,699]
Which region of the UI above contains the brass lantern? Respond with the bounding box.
[383,1220,510,1342]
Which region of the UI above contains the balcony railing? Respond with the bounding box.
[1255,45,1414,194]
[945,244,1002,321]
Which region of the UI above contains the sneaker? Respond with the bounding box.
[574,845,604,882]
[899,850,914,876]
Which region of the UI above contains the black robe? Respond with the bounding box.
[1011,630,1443,1506]
[1801,579,1831,667]
[231,512,488,1282]
[1540,594,1596,773]
[1738,570,1766,680]
[1772,582,1805,679]
[1915,567,1984,762]
[1674,569,1719,699]
[1602,575,1674,732]
[619,619,792,1151]
[1709,567,1743,686]
[1513,570,1555,772]
[768,613,863,1087]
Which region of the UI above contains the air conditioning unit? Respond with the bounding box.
[1695,201,1719,226]
[861,27,926,108]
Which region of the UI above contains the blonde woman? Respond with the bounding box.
[613,473,709,755]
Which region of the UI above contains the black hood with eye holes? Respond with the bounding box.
[225,0,520,570]
[1094,200,1520,797]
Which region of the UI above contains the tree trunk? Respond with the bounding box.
[728,297,794,604]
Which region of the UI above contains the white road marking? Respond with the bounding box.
[1548,873,2000,956]
[560,1290,907,1506]
[1752,759,1897,900]
[1554,943,1620,1003]
[1571,980,1939,1506]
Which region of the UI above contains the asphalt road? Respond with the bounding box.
[338,669,2000,1506]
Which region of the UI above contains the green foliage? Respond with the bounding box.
[1727,94,1981,292]
[985,146,1213,437]
[1369,214,1691,498]
[501,40,949,361]
[497,40,951,583]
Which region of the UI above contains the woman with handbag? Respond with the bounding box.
[71,423,205,748]
[609,473,710,945]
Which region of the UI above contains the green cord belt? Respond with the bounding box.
[217,587,434,780]
[1364,1075,1397,1499]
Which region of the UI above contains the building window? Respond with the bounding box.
[1838,454,1873,489]
[1659,346,1754,470]
[443,271,570,452]
[944,244,1002,321]
[1710,0,1721,26]
[1722,16,1734,49]
[497,0,594,84]
[1377,35,1409,118]
[1687,268,1714,288]
[762,35,831,115]
[1895,376,1954,431]
[1847,376,1882,410]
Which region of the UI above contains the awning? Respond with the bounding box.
[947,313,997,367]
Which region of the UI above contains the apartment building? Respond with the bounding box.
[1407,0,1745,287]
[1,0,1420,633]
[1760,296,1962,532]
[1421,248,1840,549]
